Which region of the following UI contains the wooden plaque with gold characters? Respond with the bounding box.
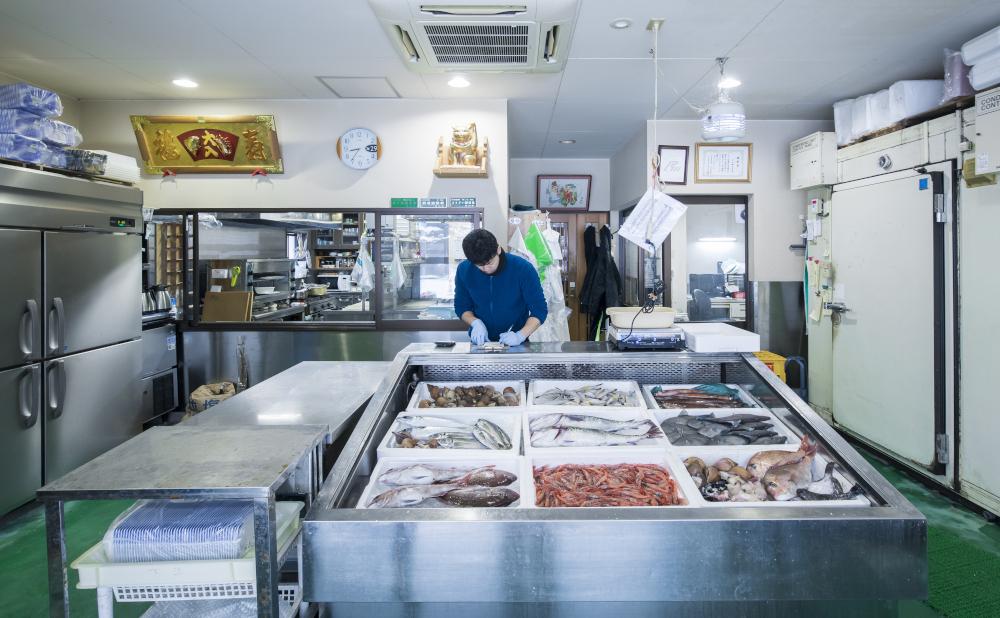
[130,115,283,174]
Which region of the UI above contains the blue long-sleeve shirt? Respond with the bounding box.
[454,252,548,341]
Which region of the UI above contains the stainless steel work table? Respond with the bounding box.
[185,361,391,442]
[302,343,927,617]
[38,424,326,618]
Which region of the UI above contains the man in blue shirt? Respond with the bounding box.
[454,229,547,346]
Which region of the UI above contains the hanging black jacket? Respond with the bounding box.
[579,225,622,337]
[579,224,598,316]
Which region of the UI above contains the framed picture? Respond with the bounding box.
[657,145,689,185]
[130,115,283,174]
[694,143,752,183]
[537,174,592,211]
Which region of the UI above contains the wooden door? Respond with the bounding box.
[548,212,608,341]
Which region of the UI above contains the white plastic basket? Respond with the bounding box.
[527,379,645,411]
[522,408,667,453]
[652,407,798,449]
[641,383,761,410]
[673,446,871,507]
[406,381,525,412]
[524,451,698,509]
[605,306,676,329]
[377,411,522,460]
[357,456,527,509]
[72,501,302,591]
[139,585,300,617]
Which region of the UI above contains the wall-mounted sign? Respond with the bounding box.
[130,115,283,175]
[449,197,477,208]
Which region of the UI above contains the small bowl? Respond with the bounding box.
[254,286,276,295]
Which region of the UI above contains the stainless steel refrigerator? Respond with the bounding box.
[0,166,143,514]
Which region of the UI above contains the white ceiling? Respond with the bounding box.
[0,0,998,158]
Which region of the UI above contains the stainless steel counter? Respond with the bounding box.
[301,344,927,616]
[185,361,391,442]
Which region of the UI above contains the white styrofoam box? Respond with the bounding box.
[888,80,944,123]
[869,89,892,132]
[975,86,1000,174]
[652,407,799,449]
[527,379,645,410]
[523,408,667,453]
[673,446,870,507]
[357,456,525,509]
[833,99,854,145]
[851,94,874,139]
[72,501,302,588]
[406,380,526,412]
[525,451,697,508]
[641,383,761,410]
[678,323,759,353]
[962,24,1000,65]
[377,410,521,459]
[971,52,1000,91]
[789,131,837,189]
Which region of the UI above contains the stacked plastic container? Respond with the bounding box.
[963,25,1000,91]
[0,82,88,168]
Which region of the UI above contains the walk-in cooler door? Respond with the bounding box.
[831,164,954,474]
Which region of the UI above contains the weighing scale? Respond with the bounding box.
[607,323,686,350]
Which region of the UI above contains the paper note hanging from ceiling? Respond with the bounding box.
[618,188,688,254]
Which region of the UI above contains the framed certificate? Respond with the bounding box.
[656,145,689,185]
[694,143,752,183]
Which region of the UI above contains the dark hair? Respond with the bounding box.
[462,229,499,265]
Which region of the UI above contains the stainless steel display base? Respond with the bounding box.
[38,424,326,618]
[302,343,926,611]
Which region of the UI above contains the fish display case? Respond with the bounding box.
[302,343,926,617]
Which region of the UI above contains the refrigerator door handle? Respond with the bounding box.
[47,360,66,419]
[18,366,39,428]
[19,299,38,358]
[48,297,65,354]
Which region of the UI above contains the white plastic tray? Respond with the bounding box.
[641,383,761,410]
[527,379,645,411]
[652,407,798,449]
[406,380,525,412]
[524,451,697,509]
[674,446,871,507]
[357,456,526,509]
[377,411,522,460]
[72,501,302,589]
[678,323,760,353]
[522,408,667,453]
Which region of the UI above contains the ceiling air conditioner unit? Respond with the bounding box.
[368,0,579,73]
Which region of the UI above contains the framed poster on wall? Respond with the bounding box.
[537,174,592,211]
[694,143,752,183]
[657,145,689,184]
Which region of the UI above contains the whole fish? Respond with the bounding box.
[747,438,813,479]
[396,415,472,429]
[531,425,661,447]
[796,485,864,501]
[429,432,487,449]
[472,418,512,450]
[378,464,474,486]
[763,438,817,500]
[439,486,520,507]
[368,483,461,508]
[805,462,840,495]
[395,425,473,441]
[453,467,517,487]
[530,413,652,435]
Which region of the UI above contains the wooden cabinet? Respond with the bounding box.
[546,212,609,341]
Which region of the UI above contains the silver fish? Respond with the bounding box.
[472,418,512,450]
[368,483,461,507]
[396,415,472,429]
[440,486,520,507]
[397,426,473,440]
[377,464,473,486]
[531,425,661,447]
[534,384,630,406]
[530,413,652,435]
[796,485,864,501]
[429,432,487,449]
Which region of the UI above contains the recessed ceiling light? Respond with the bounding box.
[447,75,470,88]
[559,139,576,144]
[718,76,742,89]
[172,78,198,88]
[609,18,632,30]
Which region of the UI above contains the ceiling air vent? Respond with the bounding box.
[369,0,579,73]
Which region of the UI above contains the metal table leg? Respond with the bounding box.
[96,587,114,618]
[45,500,69,618]
[253,495,280,618]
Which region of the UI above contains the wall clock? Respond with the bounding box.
[337,127,381,170]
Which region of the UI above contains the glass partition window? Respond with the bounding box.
[672,202,747,322]
[379,213,477,322]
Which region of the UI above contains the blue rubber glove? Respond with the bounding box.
[469,319,488,345]
[499,330,526,347]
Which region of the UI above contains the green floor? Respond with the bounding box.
[1,451,999,617]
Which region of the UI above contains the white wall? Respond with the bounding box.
[508,158,610,211]
[78,99,509,240]
[609,127,647,211]
[631,119,830,282]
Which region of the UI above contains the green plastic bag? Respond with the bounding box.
[523,223,553,281]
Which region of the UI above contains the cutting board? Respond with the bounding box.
[201,291,252,322]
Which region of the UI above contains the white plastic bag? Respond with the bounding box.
[619,187,687,254]
[532,265,571,342]
[351,238,375,293]
[389,237,408,290]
